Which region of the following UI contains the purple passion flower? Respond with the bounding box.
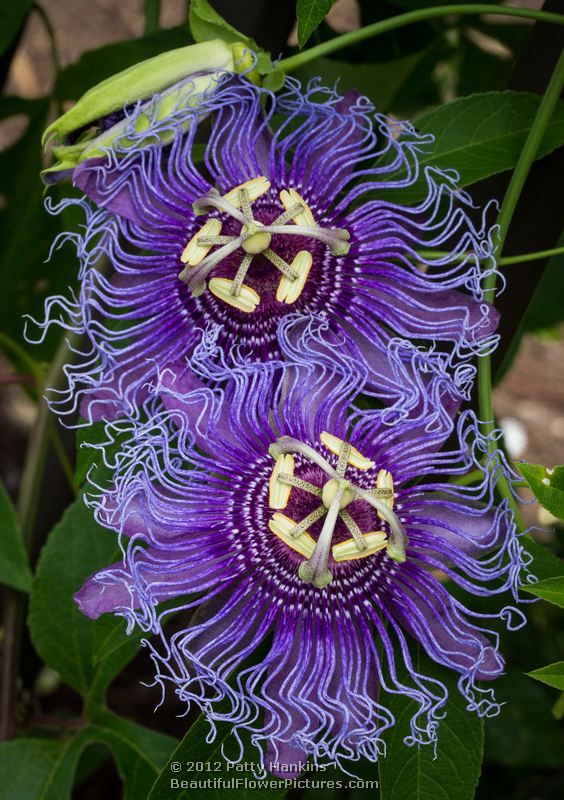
[75,325,525,775]
[34,75,498,422]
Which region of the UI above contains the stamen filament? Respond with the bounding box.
[193,189,248,224]
[277,473,322,497]
[263,249,299,280]
[320,432,375,471]
[197,235,237,246]
[260,224,350,255]
[269,437,335,478]
[270,202,304,227]
[336,441,352,478]
[231,253,254,296]
[356,489,408,563]
[338,508,367,550]
[238,186,254,222]
[180,218,222,266]
[280,189,316,227]
[289,505,327,539]
[370,488,393,499]
[269,513,316,558]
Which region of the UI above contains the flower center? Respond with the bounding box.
[240,223,271,255]
[267,432,408,590]
[178,177,350,313]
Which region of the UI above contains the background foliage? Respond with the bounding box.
[0,1,563,798]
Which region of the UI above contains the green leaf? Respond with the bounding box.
[296,1,337,48]
[518,462,564,520]
[55,26,193,101]
[379,646,483,800]
[521,537,564,583]
[0,0,33,54]
[0,480,32,592]
[485,669,564,768]
[526,662,564,692]
[0,716,175,800]
[189,0,252,48]
[90,710,176,800]
[523,576,564,609]
[0,737,95,800]
[28,497,142,703]
[147,711,288,800]
[381,92,564,204]
[416,90,564,182]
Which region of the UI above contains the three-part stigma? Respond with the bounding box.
[178,177,350,312]
[267,433,408,590]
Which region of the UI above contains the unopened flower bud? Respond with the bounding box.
[42,38,237,182]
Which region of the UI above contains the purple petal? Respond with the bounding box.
[74,158,143,225]
[279,89,371,201]
[79,361,152,422]
[75,543,231,620]
[75,565,136,619]
[390,567,504,680]
[407,498,498,556]
[266,739,308,778]
[357,284,499,345]
[158,360,238,451]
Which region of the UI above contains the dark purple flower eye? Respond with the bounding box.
[177,178,349,311]
[266,430,407,589]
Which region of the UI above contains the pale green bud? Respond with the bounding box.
[42,39,238,182]
[43,39,235,148]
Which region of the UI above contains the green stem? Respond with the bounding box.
[33,4,60,80]
[478,50,564,532]
[452,469,484,486]
[143,0,161,35]
[17,333,78,544]
[416,245,564,265]
[499,245,564,266]
[49,427,77,496]
[485,50,564,298]
[451,469,527,487]
[0,332,79,741]
[279,5,564,71]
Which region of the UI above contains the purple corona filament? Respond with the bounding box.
[30,75,499,423]
[74,325,526,775]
